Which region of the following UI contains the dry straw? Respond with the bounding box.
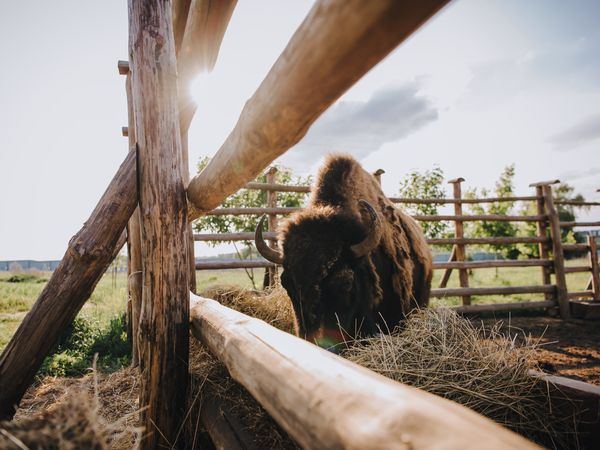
[2,285,581,449]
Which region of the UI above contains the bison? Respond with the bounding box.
[255,154,432,349]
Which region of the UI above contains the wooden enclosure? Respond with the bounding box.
[1,0,598,448]
[195,171,600,317]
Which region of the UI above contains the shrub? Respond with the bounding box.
[40,314,131,377]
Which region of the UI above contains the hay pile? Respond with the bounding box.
[5,285,581,449]
[191,286,579,449]
[1,367,141,449]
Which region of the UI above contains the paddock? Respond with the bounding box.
[1,1,599,449]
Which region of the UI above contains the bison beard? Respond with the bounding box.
[256,154,432,351]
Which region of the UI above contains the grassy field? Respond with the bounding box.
[0,260,592,354]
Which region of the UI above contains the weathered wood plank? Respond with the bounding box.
[190,294,538,450]
[124,73,142,367]
[588,235,600,300]
[449,179,470,305]
[543,185,570,319]
[453,300,556,313]
[187,0,449,215]
[0,151,137,420]
[196,260,276,270]
[431,285,555,298]
[128,1,190,447]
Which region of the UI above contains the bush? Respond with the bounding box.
[40,314,131,377]
[6,274,46,283]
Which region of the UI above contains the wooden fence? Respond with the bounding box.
[194,172,600,316]
[1,1,597,449]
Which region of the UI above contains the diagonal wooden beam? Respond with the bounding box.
[0,150,137,420]
[187,0,450,216]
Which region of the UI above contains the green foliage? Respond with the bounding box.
[193,156,311,287]
[194,156,311,243]
[397,166,450,240]
[517,183,588,258]
[466,164,520,259]
[39,314,131,377]
[6,273,46,283]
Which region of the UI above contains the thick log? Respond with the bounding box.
[196,260,276,270]
[434,259,552,270]
[187,0,449,215]
[172,0,192,53]
[431,285,555,298]
[0,151,137,420]
[124,73,142,367]
[588,235,600,300]
[194,232,277,241]
[390,196,538,204]
[543,185,570,319]
[128,1,190,448]
[453,300,556,313]
[190,294,537,450]
[428,236,549,245]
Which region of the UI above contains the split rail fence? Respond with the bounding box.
[195,171,600,316]
[1,1,597,449]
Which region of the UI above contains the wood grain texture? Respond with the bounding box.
[190,294,538,450]
[0,151,137,420]
[187,0,449,215]
[454,300,556,313]
[431,285,555,298]
[128,0,190,447]
[543,185,570,319]
[124,74,142,367]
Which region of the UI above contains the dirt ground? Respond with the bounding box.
[479,314,600,385]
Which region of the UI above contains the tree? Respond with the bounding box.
[518,183,588,258]
[193,156,311,288]
[466,164,519,259]
[397,166,449,240]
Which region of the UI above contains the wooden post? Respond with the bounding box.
[128,1,190,448]
[190,294,537,450]
[542,184,570,319]
[263,167,279,288]
[0,151,137,420]
[448,178,470,305]
[534,186,553,303]
[588,235,600,301]
[181,128,198,294]
[120,61,143,367]
[187,0,450,215]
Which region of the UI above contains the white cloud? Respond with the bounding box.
[281,83,438,172]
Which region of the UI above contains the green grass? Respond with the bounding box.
[0,259,593,373]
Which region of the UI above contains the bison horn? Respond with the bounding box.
[255,215,284,264]
[351,200,383,258]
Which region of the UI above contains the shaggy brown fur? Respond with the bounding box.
[278,154,432,339]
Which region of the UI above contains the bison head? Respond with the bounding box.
[255,200,382,350]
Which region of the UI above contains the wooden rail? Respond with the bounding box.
[431,285,555,298]
[190,294,537,449]
[186,0,450,214]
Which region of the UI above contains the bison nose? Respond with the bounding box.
[308,328,346,353]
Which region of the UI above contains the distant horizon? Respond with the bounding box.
[1,0,599,260]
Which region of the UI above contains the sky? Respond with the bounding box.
[0,0,599,261]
